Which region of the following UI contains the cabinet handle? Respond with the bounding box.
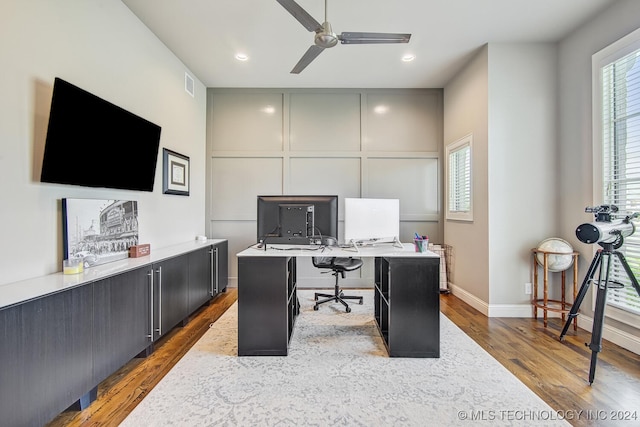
[156,266,162,336]
[147,269,154,341]
[214,247,219,294]
[209,248,214,296]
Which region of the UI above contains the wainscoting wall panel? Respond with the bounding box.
[209,92,284,151]
[289,93,361,151]
[207,88,443,288]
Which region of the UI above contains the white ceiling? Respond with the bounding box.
[122,0,614,88]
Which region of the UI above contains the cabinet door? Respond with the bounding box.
[188,246,212,313]
[388,257,440,357]
[0,285,93,427]
[238,256,290,356]
[213,241,228,293]
[153,255,189,339]
[93,266,152,384]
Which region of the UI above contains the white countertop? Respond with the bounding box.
[237,242,440,258]
[0,239,226,310]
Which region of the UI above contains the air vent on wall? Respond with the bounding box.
[184,72,195,97]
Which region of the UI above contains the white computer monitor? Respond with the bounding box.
[344,198,401,247]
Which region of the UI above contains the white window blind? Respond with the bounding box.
[601,45,640,316]
[446,135,472,221]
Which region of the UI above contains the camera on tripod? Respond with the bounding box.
[562,204,640,384]
[575,204,637,248]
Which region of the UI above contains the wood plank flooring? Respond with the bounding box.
[47,288,640,427]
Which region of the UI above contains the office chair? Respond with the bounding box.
[312,257,363,312]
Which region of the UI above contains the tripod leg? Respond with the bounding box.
[588,252,612,385]
[560,251,601,340]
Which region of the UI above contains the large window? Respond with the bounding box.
[446,134,473,221]
[595,28,640,321]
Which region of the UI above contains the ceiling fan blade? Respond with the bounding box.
[276,0,323,33]
[339,32,411,44]
[291,45,325,74]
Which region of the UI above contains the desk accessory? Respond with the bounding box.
[129,244,151,258]
[63,258,83,275]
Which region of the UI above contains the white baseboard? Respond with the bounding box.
[448,284,490,316]
[577,315,640,355]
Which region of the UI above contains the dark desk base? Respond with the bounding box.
[375,257,440,357]
[237,255,439,358]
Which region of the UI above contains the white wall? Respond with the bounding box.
[487,43,558,308]
[443,46,490,304]
[558,0,640,346]
[0,0,207,286]
[444,43,558,315]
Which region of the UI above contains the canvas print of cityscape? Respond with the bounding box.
[62,198,139,268]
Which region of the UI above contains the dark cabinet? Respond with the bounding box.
[236,252,439,359]
[93,266,152,384]
[238,256,297,356]
[188,246,212,312]
[152,255,189,340]
[0,240,229,426]
[213,240,228,294]
[0,285,94,427]
[187,241,228,313]
[374,256,440,357]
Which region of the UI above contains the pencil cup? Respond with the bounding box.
[414,238,428,253]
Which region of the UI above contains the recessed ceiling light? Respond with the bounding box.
[402,54,415,62]
[235,53,249,61]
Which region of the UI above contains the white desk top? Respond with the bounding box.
[0,239,226,310]
[237,242,440,258]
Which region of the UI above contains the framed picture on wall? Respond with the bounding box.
[163,148,190,196]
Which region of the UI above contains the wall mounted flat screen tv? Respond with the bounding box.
[257,195,338,245]
[40,78,161,191]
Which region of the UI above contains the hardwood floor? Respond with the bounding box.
[440,293,640,427]
[47,288,640,427]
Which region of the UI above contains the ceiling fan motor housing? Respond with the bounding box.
[315,22,338,48]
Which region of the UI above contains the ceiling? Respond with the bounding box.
[121,0,614,89]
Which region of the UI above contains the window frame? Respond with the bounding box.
[592,27,640,326]
[445,134,473,222]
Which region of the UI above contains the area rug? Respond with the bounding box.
[120,290,568,426]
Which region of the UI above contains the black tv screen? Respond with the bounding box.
[257,195,338,245]
[40,78,161,191]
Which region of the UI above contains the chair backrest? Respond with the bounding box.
[312,256,335,269]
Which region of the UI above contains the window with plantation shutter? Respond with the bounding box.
[596,29,640,321]
[446,134,472,221]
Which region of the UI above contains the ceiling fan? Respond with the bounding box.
[276,0,411,74]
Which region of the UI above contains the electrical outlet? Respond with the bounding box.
[525,283,532,295]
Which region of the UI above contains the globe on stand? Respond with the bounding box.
[535,238,574,272]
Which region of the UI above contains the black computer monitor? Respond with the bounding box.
[257,195,338,245]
